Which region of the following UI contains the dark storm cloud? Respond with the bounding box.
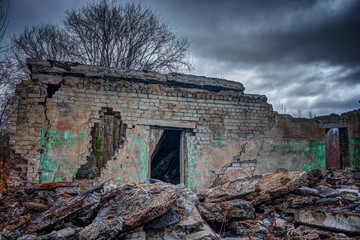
[152,0,360,115]
[153,0,360,67]
[335,68,360,86]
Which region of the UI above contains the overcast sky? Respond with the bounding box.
[2,0,360,116]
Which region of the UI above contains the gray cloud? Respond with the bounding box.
[2,0,360,116]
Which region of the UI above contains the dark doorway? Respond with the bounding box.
[325,128,350,169]
[151,129,181,184]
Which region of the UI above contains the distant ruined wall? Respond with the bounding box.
[8,59,360,189]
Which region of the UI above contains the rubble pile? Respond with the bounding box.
[0,169,359,239]
[197,169,360,239]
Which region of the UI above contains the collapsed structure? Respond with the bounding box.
[9,59,360,189]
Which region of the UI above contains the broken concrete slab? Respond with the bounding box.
[249,171,308,205]
[113,182,180,231]
[31,181,118,231]
[78,217,124,240]
[196,175,262,203]
[199,199,255,223]
[294,210,360,234]
[318,188,339,198]
[297,186,319,196]
[23,202,49,212]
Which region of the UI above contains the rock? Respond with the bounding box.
[199,199,255,223]
[31,181,120,231]
[17,235,37,240]
[92,206,111,224]
[250,171,308,206]
[290,196,318,208]
[274,218,287,229]
[113,182,180,230]
[324,169,359,188]
[236,226,256,238]
[340,192,358,201]
[316,197,340,204]
[295,225,349,240]
[146,200,181,229]
[23,202,49,212]
[120,227,146,240]
[339,189,360,201]
[145,184,217,240]
[294,210,360,233]
[261,218,271,227]
[255,225,269,238]
[78,217,124,240]
[297,186,319,196]
[318,188,339,198]
[185,225,218,240]
[216,168,253,186]
[196,175,262,203]
[37,227,76,240]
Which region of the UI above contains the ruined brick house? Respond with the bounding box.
[8,59,360,189]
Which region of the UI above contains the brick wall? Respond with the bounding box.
[8,59,360,189]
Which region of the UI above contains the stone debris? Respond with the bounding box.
[1,168,360,239]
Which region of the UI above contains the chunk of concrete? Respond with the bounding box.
[294,210,360,234]
[196,175,262,203]
[78,217,124,240]
[297,186,319,196]
[199,199,255,222]
[250,171,308,206]
[318,188,339,198]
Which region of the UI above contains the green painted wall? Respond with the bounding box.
[301,139,326,172]
[350,137,360,168]
[187,137,326,190]
[187,140,198,189]
[187,137,228,190]
[40,129,87,183]
[109,133,149,184]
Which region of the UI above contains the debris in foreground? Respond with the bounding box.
[0,169,359,239]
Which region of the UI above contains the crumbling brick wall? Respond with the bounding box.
[8,59,360,189]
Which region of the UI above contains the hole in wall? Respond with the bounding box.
[151,129,181,184]
[76,108,126,179]
[46,84,61,98]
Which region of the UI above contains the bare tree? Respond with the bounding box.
[0,0,11,194]
[293,108,303,118]
[276,101,287,114]
[64,0,191,72]
[11,24,78,78]
[0,1,12,134]
[0,0,8,52]
[307,110,316,119]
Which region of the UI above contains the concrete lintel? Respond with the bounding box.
[137,119,196,129]
[318,123,347,128]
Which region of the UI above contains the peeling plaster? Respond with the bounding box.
[350,137,360,168]
[100,126,150,184]
[40,129,87,183]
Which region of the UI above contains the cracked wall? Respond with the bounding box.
[8,59,360,189]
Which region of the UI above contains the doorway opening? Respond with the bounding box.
[150,129,182,184]
[325,128,350,169]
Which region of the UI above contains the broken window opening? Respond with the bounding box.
[76,108,126,179]
[151,129,182,185]
[325,128,350,169]
[46,84,61,98]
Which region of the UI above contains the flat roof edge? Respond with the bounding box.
[27,59,245,92]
